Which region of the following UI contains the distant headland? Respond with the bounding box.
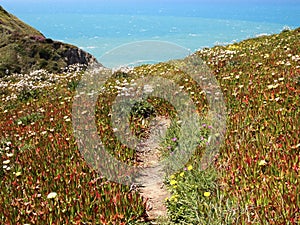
[0,6,98,76]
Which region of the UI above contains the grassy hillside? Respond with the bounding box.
[0,6,42,36]
[0,6,97,76]
[0,26,299,224]
[164,27,299,224]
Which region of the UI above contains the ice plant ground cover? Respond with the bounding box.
[0,28,299,224]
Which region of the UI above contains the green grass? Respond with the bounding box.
[0,28,299,224]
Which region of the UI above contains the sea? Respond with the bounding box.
[1,0,300,67]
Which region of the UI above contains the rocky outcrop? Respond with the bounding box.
[0,6,98,76]
[63,47,96,65]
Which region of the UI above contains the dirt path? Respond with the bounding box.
[135,116,171,222]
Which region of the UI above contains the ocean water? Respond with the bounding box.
[1,0,300,66]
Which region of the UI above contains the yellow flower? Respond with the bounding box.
[227,45,240,50]
[187,165,193,171]
[204,192,211,197]
[15,171,22,177]
[180,172,185,177]
[170,174,175,179]
[170,194,179,202]
[258,160,267,166]
[170,180,177,185]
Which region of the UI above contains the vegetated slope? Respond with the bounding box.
[0,6,98,76]
[0,26,299,224]
[164,27,300,224]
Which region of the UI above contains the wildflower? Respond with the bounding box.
[170,194,179,202]
[47,192,58,199]
[172,137,177,142]
[143,84,153,93]
[170,174,175,179]
[3,160,10,165]
[15,171,22,177]
[63,116,71,122]
[187,165,193,171]
[267,84,279,90]
[6,153,14,157]
[286,61,292,66]
[180,172,185,177]
[222,76,231,80]
[258,160,267,166]
[170,180,177,185]
[204,192,211,197]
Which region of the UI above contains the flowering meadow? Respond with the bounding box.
[0,66,146,224]
[164,28,299,224]
[0,28,299,224]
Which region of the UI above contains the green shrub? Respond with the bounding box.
[39,48,51,60]
[18,88,41,102]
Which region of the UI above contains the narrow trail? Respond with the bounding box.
[135,116,171,222]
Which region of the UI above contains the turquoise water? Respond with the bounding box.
[1,1,300,61]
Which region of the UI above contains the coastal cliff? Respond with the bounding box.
[0,6,98,76]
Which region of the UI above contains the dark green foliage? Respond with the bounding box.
[113,71,129,79]
[67,79,80,91]
[130,100,156,119]
[18,88,41,102]
[15,113,44,126]
[39,48,51,60]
